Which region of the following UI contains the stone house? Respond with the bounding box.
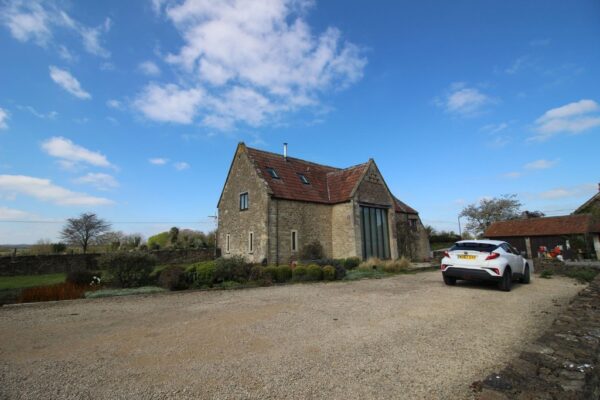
[217,143,430,264]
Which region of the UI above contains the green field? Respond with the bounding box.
[0,273,66,290]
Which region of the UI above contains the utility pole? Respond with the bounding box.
[458,215,462,238]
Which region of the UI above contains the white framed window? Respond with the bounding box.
[226,234,231,253]
[248,231,254,253]
[291,230,298,253]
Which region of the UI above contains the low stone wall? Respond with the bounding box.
[0,249,215,276]
[473,275,600,399]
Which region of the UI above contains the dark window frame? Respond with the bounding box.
[240,192,249,211]
[266,167,280,179]
[298,173,310,184]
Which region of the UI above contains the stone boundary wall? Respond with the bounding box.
[0,249,215,276]
[534,258,600,274]
[473,275,600,399]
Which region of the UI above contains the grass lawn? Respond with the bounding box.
[0,273,66,290]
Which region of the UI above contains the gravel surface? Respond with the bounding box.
[0,271,582,399]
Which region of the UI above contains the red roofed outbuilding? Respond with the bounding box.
[484,213,600,259]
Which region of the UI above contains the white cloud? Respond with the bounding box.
[524,159,558,170]
[532,99,600,140]
[537,183,597,200]
[106,99,122,109]
[435,82,494,116]
[1,1,111,58]
[58,44,76,62]
[0,174,113,206]
[17,105,57,119]
[49,66,91,99]
[41,137,113,169]
[174,161,190,171]
[133,83,203,124]
[0,108,9,129]
[134,0,366,129]
[0,206,33,220]
[503,171,522,179]
[149,158,169,165]
[73,172,118,190]
[1,1,51,45]
[138,60,161,76]
[481,122,508,134]
[505,56,530,75]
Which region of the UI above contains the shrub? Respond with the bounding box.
[333,264,347,280]
[540,270,553,279]
[220,280,241,289]
[381,257,411,273]
[98,252,157,288]
[293,265,308,281]
[343,257,361,270]
[19,282,91,303]
[149,265,168,283]
[300,240,324,260]
[359,257,383,271]
[214,256,251,283]
[191,261,216,287]
[275,266,293,283]
[66,269,97,285]
[306,264,323,281]
[564,268,599,283]
[249,265,264,281]
[158,266,188,291]
[263,266,278,282]
[323,265,336,281]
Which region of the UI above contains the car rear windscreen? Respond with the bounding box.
[450,242,498,252]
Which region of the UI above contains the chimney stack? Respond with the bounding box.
[283,143,288,161]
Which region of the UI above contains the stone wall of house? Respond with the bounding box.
[0,249,214,276]
[353,162,398,259]
[268,198,333,264]
[395,214,431,261]
[331,201,358,259]
[473,274,600,399]
[414,218,432,261]
[218,147,270,263]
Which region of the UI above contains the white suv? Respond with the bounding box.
[441,240,531,291]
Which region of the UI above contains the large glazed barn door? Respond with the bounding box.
[360,206,390,260]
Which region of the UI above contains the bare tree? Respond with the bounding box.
[460,194,522,237]
[60,213,111,253]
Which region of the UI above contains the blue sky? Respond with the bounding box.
[1,0,599,243]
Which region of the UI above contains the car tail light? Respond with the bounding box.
[485,252,500,260]
[443,251,450,258]
[441,264,447,271]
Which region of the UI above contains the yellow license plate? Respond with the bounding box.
[458,255,476,260]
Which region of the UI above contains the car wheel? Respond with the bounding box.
[520,265,531,284]
[443,275,456,286]
[499,269,512,291]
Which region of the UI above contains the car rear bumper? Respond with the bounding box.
[443,267,501,282]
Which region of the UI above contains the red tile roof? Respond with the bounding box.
[394,197,418,214]
[244,145,418,213]
[485,214,600,237]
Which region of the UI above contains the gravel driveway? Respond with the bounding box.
[0,271,582,400]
